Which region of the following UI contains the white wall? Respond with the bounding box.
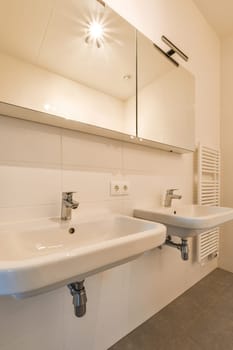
[219,35,233,271]
[0,1,220,349]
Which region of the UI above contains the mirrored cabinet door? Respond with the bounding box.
[0,0,136,136]
[137,31,195,152]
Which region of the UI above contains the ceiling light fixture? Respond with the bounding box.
[85,20,105,48]
[89,21,104,39]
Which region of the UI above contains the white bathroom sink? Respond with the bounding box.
[134,205,233,238]
[0,214,166,297]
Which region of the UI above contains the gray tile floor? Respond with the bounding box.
[109,269,233,350]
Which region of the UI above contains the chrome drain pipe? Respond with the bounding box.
[165,235,189,261]
[68,280,87,317]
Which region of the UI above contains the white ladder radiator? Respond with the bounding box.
[196,145,220,263]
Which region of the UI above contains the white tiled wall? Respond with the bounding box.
[0,115,217,350]
[0,115,194,222]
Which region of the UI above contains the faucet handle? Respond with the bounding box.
[62,191,76,199]
[166,188,179,195]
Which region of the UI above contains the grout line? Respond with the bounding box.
[0,202,59,207]
[121,141,125,174]
[0,160,61,169]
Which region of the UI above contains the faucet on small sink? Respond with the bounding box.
[164,189,182,207]
[61,192,79,220]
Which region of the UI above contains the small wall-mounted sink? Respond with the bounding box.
[134,205,233,238]
[0,214,166,298]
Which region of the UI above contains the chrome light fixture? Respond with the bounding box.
[161,35,188,62]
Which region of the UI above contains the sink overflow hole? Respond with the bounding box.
[173,211,176,215]
[69,227,75,234]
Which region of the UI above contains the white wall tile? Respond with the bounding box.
[0,116,61,166]
[0,204,60,222]
[62,129,122,170]
[62,169,112,202]
[71,200,125,220]
[93,265,131,350]
[122,142,191,176]
[0,166,61,208]
[120,173,193,217]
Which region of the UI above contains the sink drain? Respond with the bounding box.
[69,227,75,234]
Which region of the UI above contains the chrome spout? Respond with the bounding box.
[61,192,79,220]
[164,189,182,207]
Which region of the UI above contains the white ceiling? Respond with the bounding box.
[193,0,233,37]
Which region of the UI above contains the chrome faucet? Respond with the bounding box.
[164,189,182,207]
[61,192,79,220]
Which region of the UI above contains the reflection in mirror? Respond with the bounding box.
[137,31,195,152]
[0,0,136,136]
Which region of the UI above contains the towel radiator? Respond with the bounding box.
[196,144,220,263]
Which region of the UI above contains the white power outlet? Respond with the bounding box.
[110,181,121,196]
[121,181,130,196]
[110,180,130,196]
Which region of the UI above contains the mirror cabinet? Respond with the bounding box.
[0,0,195,153]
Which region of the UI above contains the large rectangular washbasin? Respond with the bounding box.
[134,205,233,238]
[0,214,166,298]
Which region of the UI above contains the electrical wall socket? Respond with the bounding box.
[110,181,121,196]
[110,180,130,196]
[121,181,130,196]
